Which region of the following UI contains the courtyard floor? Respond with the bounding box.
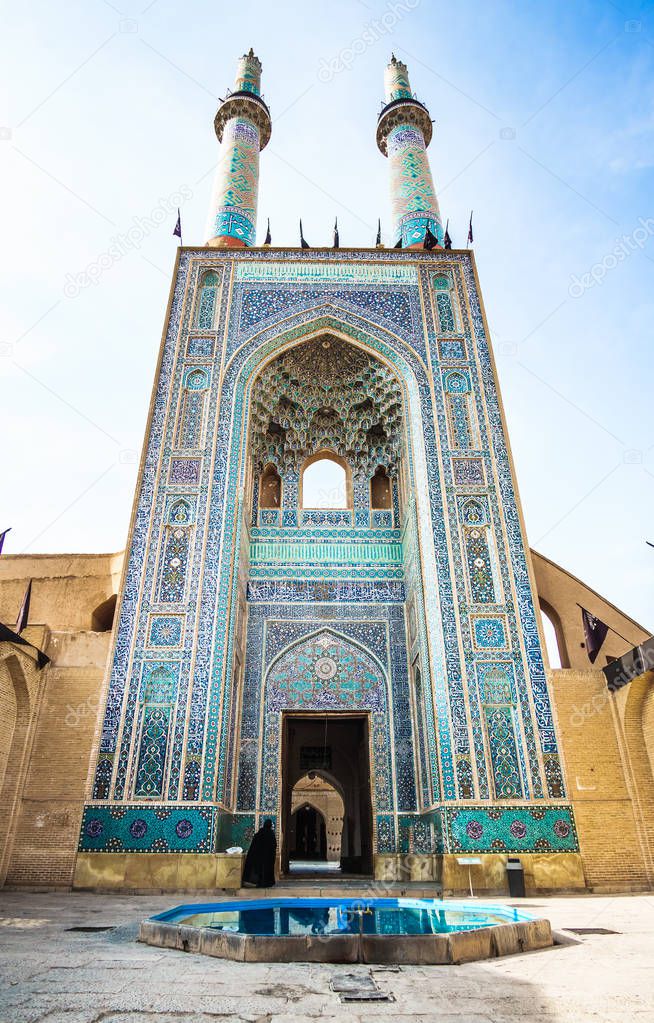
[0,890,653,1022]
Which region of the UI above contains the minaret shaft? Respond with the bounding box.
[206,50,271,249]
[377,56,443,249]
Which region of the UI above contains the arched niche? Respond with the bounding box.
[300,451,351,509]
[539,598,570,669]
[259,463,281,509]
[370,465,392,510]
[91,594,117,632]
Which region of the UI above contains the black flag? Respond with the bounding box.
[300,219,310,249]
[16,579,32,635]
[0,621,49,670]
[443,219,452,249]
[581,607,609,664]
[264,218,271,245]
[173,208,182,244]
[423,225,438,249]
[0,528,10,554]
[467,211,474,246]
[333,217,339,248]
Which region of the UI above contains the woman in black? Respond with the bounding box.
[242,818,276,888]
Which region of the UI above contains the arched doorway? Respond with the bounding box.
[279,712,375,877]
[290,804,326,861]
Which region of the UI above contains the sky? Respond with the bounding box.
[1,0,653,629]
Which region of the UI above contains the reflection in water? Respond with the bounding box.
[175,900,525,937]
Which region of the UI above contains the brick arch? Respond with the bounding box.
[0,652,33,885]
[539,597,570,669]
[623,676,654,881]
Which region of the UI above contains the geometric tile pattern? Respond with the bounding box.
[472,617,508,650]
[445,805,578,853]
[78,804,215,853]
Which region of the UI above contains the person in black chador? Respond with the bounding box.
[242,819,276,888]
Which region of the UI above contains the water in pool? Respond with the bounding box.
[153,898,531,937]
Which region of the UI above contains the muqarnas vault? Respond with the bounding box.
[79,50,581,886]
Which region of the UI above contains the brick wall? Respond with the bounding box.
[3,634,110,888]
[550,668,653,890]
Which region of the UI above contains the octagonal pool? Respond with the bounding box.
[140,897,553,963]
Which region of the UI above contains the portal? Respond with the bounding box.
[280,713,374,876]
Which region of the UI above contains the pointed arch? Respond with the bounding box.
[461,497,486,525]
[265,626,389,708]
[201,303,452,803]
[169,498,192,525]
[300,450,351,509]
[195,270,220,329]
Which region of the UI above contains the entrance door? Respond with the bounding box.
[280,713,374,876]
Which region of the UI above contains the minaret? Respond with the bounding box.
[376,55,443,249]
[206,49,272,248]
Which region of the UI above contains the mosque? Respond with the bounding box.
[0,51,652,895]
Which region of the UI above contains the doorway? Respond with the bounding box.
[290,804,327,860]
[280,713,374,877]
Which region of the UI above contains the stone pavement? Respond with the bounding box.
[0,890,653,1022]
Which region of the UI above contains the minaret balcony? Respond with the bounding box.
[376,96,433,155]
[214,90,272,149]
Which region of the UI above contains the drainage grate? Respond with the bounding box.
[340,992,393,1002]
[565,927,620,936]
[65,926,115,933]
[331,971,393,1003]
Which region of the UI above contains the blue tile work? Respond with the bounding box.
[438,338,466,360]
[147,616,183,648]
[169,458,201,485]
[472,617,508,650]
[134,705,172,798]
[235,603,416,840]
[452,457,484,486]
[82,248,575,860]
[444,805,578,854]
[78,805,216,853]
[186,336,214,358]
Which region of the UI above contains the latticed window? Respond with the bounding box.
[195,271,220,329]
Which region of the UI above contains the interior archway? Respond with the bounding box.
[289,771,345,869]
